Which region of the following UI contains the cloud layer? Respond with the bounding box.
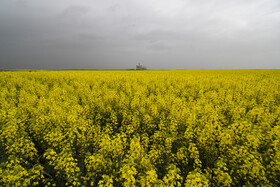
[0,0,279,69]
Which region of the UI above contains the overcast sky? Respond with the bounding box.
[0,0,279,69]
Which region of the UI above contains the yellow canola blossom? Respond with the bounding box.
[0,70,280,186]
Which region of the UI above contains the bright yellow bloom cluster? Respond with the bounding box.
[0,70,280,186]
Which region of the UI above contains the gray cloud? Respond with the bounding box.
[0,0,279,69]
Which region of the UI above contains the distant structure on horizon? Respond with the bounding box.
[136,63,147,70]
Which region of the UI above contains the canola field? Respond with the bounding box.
[0,70,280,186]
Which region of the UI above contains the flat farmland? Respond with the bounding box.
[0,70,280,186]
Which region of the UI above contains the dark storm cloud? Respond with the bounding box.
[0,0,279,69]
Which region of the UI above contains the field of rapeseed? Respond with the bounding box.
[0,70,280,186]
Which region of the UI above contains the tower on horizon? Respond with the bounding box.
[136,63,143,70]
[136,63,147,70]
